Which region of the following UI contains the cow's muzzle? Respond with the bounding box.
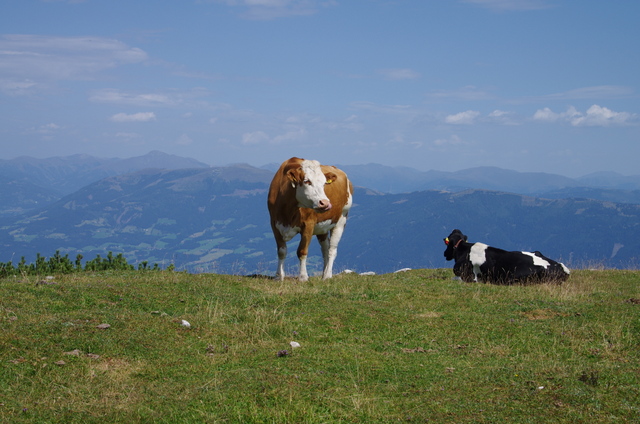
[316,199,332,211]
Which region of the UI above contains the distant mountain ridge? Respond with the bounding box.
[0,151,210,216]
[338,164,640,197]
[1,161,639,274]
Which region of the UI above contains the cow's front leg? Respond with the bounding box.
[297,226,314,282]
[321,215,347,279]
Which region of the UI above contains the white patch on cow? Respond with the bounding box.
[314,219,335,235]
[296,160,331,209]
[299,255,309,281]
[561,263,571,275]
[470,243,488,282]
[343,188,353,212]
[276,222,300,242]
[522,251,551,268]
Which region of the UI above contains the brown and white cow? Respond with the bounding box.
[268,157,353,281]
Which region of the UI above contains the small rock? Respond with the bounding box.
[64,349,82,356]
[96,323,111,329]
[290,341,301,349]
[181,320,191,328]
[55,360,66,366]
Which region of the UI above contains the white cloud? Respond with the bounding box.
[445,110,480,125]
[571,105,633,127]
[532,107,559,122]
[378,68,421,81]
[110,112,156,122]
[533,105,635,127]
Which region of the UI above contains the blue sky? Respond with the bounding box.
[1,0,638,177]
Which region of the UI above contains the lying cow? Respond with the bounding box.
[268,157,353,281]
[443,229,570,284]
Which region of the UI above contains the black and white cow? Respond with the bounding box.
[443,229,570,284]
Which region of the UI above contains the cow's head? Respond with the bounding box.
[286,160,336,211]
[443,229,467,261]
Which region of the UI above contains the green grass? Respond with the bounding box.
[1,269,639,423]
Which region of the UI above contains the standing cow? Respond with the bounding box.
[443,229,570,284]
[268,157,353,281]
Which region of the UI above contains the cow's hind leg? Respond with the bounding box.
[317,233,330,275]
[271,224,288,281]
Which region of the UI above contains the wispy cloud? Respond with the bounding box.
[242,131,270,144]
[432,134,466,147]
[90,88,214,108]
[461,0,554,12]
[0,35,147,82]
[206,0,336,20]
[92,89,176,107]
[26,122,64,135]
[541,85,635,100]
[110,112,157,123]
[426,86,495,102]
[377,68,421,81]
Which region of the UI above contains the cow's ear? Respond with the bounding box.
[324,172,338,185]
[463,235,468,242]
[287,168,303,188]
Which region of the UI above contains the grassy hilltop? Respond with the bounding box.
[1,269,639,423]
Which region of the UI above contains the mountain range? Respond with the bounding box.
[1,151,639,274]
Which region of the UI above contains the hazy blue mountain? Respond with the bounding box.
[538,187,640,205]
[340,164,640,204]
[576,171,640,190]
[0,175,61,217]
[4,153,640,220]
[339,164,580,195]
[0,151,210,216]
[1,165,639,275]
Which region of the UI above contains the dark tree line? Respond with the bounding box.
[0,251,174,277]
